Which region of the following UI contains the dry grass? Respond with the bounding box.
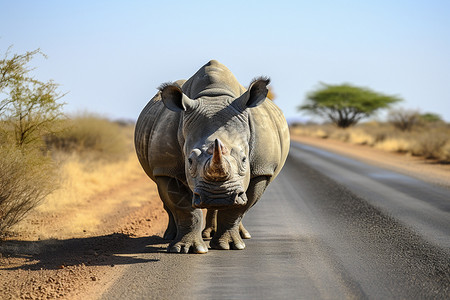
[9,119,150,239]
[291,121,450,163]
[39,153,142,213]
[46,113,129,161]
[22,151,147,239]
[38,120,140,213]
[2,113,143,236]
[33,119,147,236]
[375,137,413,153]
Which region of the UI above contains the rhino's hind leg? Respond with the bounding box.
[211,176,269,250]
[204,210,250,240]
[163,204,177,240]
[210,209,245,250]
[239,221,251,239]
[202,209,217,239]
[156,177,207,254]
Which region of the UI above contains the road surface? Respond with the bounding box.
[102,141,450,299]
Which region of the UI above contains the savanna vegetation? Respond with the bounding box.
[290,115,450,163]
[295,82,449,163]
[0,47,134,237]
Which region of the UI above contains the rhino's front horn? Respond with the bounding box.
[204,139,230,181]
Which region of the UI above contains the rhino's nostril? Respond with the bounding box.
[192,193,202,208]
[235,192,247,205]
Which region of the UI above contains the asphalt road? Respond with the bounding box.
[102,141,450,299]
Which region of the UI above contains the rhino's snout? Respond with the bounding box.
[192,189,247,209]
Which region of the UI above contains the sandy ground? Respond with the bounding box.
[0,171,168,300]
[1,135,449,299]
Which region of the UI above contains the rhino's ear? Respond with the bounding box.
[159,83,198,112]
[236,77,270,110]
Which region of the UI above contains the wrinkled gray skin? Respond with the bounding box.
[135,60,289,253]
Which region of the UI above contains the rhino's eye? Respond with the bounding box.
[238,155,247,175]
[187,149,201,176]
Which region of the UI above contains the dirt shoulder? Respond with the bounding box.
[0,172,168,300]
[291,134,450,188]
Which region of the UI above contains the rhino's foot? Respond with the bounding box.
[168,233,208,254]
[210,229,245,250]
[202,226,216,239]
[239,222,251,239]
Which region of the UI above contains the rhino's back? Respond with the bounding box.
[182,60,246,99]
[248,99,290,182]
[134,91,185,183]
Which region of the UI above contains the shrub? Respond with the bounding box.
[412,131,448,160]
[0,145,58,235]
[388,108,420,131]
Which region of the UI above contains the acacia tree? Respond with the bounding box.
[299,83,402,128]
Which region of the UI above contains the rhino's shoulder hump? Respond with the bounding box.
[182,60,245,99]
[248,99,290,181]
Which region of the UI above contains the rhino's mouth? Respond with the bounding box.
[192,180,247,209]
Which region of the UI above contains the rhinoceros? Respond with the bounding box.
[135,60,289,253]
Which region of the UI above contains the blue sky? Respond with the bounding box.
[1,0,449,122]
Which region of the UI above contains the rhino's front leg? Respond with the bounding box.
[156,177,207,254]
[211,176,269,250]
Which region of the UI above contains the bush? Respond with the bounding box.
[388,108,420,131]
[45,113,129,161]
[412,131,448,160]
[0,145,58,235]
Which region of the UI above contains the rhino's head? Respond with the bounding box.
[160,78,270,209]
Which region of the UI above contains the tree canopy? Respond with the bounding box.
[299,83,402,128]
[420,112,442,123]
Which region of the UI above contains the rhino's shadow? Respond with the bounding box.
[0,233,169,271]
